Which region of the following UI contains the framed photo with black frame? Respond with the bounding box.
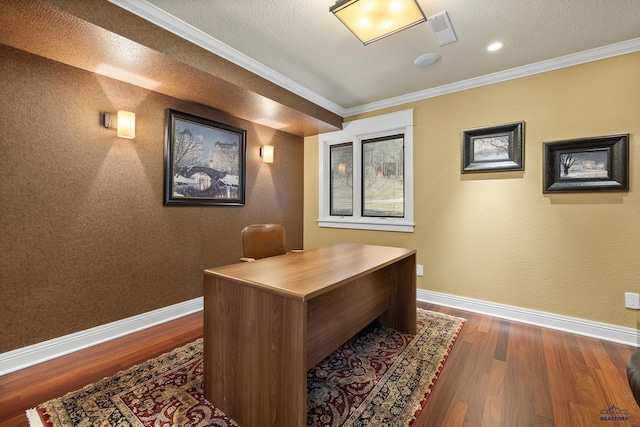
[461,122,524,173]
[543,134,629,193]
[164,109,246,206]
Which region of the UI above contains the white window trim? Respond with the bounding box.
[318,109,414,233]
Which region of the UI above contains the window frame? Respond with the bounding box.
[318,109,414,233]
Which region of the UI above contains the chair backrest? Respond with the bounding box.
[241,224,287,260]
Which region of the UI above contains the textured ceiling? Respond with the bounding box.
[139,0,640,113]
[2,0,638,131]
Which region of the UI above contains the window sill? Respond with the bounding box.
[317,218,415,233]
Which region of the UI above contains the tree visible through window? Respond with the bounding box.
[318,109,414,233]
[362,135,404,217]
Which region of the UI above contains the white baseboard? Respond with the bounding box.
[3,292,636,377]
[0,297,203,376]
[418,290,639,348]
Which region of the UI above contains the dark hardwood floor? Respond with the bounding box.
[0,312,203,427]
[1,302,638,426]
[417,303,639,427]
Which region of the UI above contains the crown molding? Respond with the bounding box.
[345,37,640,116]
[108,1,640,119]
[107,0,345,116]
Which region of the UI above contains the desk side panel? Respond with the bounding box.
[379,252,417,334]
[203,274,306,427]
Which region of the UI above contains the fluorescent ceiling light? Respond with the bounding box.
[330,0,427,45]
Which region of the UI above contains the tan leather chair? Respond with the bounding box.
[240,224,287,262]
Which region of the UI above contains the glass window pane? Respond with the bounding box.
[362,135,404,217]
[330,143,353,216]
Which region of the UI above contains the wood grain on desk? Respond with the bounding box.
[203,242,416,427]
[204,242,416,300]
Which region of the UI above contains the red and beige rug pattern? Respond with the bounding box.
[28,309,464,427]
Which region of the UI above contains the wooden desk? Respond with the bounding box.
[203,243,416,427]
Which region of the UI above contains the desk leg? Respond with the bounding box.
[203,275,307,427]
[380,253,417,334]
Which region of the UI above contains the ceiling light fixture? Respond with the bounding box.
[330,0,427,45]
[487,41,503,52]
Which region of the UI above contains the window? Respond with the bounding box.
[362,134,404,218]
[318,109,414,233]
[330,143,353,216]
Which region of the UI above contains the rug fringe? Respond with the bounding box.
[26,409,45,427]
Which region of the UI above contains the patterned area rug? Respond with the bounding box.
[28,309,464,427]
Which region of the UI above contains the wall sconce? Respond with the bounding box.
[260,145,274,163]
[101,110,136,139]
[330,0,426,45]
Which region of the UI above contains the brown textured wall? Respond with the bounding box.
[0,44,304,353]
[0,0,342,137]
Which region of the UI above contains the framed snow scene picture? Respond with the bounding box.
[164,109,246,206]
[543,134,628,193]
[461,122,524,173]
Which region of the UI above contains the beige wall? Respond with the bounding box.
[304,53,640,329]
[0,44,304,353]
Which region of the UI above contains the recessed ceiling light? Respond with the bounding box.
[414,53,441,67]
[487,42,503,52]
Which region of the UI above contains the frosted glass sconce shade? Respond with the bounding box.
[116,110,135,139]
[261,145,274,163]
[101,110,135,139]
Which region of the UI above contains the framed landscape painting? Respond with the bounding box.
[164,109,246,206]
[543,134,629,193]
[461,122,524,173]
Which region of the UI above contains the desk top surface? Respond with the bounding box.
[204,243,415,301]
